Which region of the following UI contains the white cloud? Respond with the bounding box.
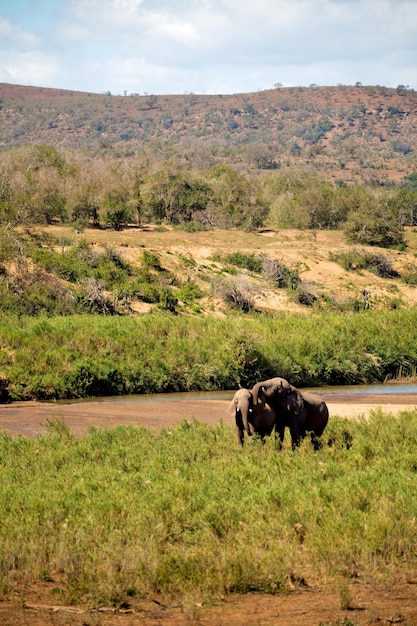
[0,0,416,93]
[0,17,40,49]
[0,49,61,86]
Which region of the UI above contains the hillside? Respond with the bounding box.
[5,223,417,319]
[1,83,417,185]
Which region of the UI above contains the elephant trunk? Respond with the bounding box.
[240,403,252,437]
[252,381,263,407]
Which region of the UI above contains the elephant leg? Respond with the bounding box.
[310,432,323,450]
[289,421,305,449]
[276,421,285,450]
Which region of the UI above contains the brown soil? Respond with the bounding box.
[1,392,417,438]
[1,393,417,625]
[1,580,416,626]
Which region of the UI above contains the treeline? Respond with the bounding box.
[1,145,417,246]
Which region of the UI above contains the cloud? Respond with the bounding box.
[0,17,61,86]
[0,17,40,49]
[0,0,416,93]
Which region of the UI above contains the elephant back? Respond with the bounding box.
[301,391,329,433]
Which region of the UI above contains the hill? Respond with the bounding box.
[3,223,417,319]
[1,82,417,185]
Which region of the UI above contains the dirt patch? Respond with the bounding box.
[1,394,416,626]
[1,576,416,626]
[0,391,416,439]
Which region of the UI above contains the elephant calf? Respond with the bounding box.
[229,387,277,446]
[252,377,329,449]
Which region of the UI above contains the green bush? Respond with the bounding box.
[344,202,406,249]
[158,288,178,312]
[330,248,398,278]
[178,282,204,304]
[220,252,263,273]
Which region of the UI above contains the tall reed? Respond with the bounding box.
[2,309,417,399]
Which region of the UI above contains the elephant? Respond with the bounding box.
[229,387,277,446]
[252,377,329,449]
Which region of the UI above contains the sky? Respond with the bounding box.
[0,0,416,96]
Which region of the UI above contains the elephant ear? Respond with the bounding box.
[227,398,237,416]
[286,389,304,415]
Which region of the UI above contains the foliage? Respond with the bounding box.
[206,164,269,230]
[389,188,417,225]
[261,256,300,289]
[140,167,213,225]
[329,248,398,278]
[264,175,359,230]
[30,240,132,288]
[103,189,134,231]
[1,139,417,236]
[213,252,263,273]
[0,412,415,607]
[343,195,406,249]
[3,309,417,400]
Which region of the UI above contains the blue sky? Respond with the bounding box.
[0,0,416,95]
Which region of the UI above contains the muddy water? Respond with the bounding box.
[53,381,417,406]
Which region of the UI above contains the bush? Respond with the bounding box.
[289,283,317,306]
[213,276,255,312]
[158,287,178,312]
[344,200,405,249]
[218,252,263,273]
[330,248,398,278]
[261,256,300,289]
[178,282,204,304]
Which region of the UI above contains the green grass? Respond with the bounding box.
[0,411,416,608]
[2,308,417,400]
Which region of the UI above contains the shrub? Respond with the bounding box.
[289,282,317,306]
[158,287,178,312]
[344,200,405,249]
[178,282,204,304]
[330,248,398,278]
[142,249,162,269]
[220,252,263,273]
[261,256,300,289]
[213,276,255,312]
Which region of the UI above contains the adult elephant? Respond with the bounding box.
[252,377,329,449]
[229,387,277,446]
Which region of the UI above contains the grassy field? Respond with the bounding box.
[0,411,416,609]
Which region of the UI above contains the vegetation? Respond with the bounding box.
[329,248,398,278]
[0,412,415,608]
[0,84,416,189]
[0,142,416,243]
[0,83,416,618]
[2,309,417,400]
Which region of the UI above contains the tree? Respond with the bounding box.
[206,164,268,229]
[388,189,417,226]
[103,190,133,231]
[297,184,349,229]
[344,195,405,249]
[140,168,212,225]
